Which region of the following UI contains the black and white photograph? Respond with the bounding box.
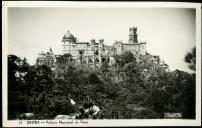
[2,1,201,127]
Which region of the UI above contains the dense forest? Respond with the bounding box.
[8,47,196,120]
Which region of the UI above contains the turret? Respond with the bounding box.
[90,39,96,44]
[98,39,104,53]
[128,27,138,43]
[113,40,123,55]
[99,39,104,45]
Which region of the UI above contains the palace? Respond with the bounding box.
[36,27,148,67]
[60,27,146,66]
[35,26,169,80]
[36,27,169,71]
[62,27,146,57]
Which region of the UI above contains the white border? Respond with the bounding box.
[1,1,201,8]
[2,1,201,127]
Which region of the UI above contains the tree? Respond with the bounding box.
[8,55,30,119]
[184,47,196,71]
[181,46,196,118]
[56,53,73,65]
[114,51,136,68]
[88,73,101,84]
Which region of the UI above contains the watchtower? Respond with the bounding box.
[128,27,138,43]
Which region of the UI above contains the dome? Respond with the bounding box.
[63,31,75,40]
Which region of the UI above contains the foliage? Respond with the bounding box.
[184,47,196,71]
[7,50,196,119]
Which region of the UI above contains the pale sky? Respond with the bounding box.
[8,7,196,72]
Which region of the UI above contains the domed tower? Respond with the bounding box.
[62,30,76,55]
[128,27,138,43]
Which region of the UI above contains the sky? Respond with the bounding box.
[8,7,196,73]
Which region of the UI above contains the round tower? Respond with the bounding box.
[62,30,76,55]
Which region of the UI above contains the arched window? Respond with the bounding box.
[95,50,99,55]
[95,58,99,63]
[89,58,93,63]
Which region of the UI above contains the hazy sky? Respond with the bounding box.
[8,7,196,72]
